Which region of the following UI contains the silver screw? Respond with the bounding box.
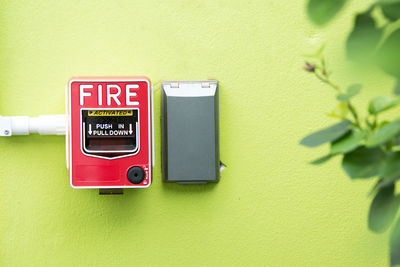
[4,130,10,135]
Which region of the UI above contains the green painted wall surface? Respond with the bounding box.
[0,0,395,266]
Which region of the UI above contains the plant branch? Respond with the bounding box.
[314,68,341,93]
[304,59,361,128]
[347,102,361,128]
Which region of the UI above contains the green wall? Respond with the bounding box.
[0,0,395,266]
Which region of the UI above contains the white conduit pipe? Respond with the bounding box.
[0,115,66,136]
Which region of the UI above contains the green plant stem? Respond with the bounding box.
[314,67,361,128]
[347,102,361,128]
[387,140,393,151]
[373,115,378,129]
[314,71,341,92]
[365,117,372,129]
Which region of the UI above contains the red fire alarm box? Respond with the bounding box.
[67,77,154,189]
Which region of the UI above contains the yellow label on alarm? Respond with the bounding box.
[88,110,133,116]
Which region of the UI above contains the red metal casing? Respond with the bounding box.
[67,77,153,188]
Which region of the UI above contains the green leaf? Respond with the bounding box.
[368,178,395,197]
[394,80,400,96]
[390,216,400,266]
[380,152,400,180]
[368,96,400,115]
[347,83,362,95]
[307,0,347,25]
[303,43,326,58]
[336,84,362,102]
[330,129,366,154]
[393,134,400,146]
[300,120,351,148]
[380,121,390,128]
[310,154,333,165]
[336,94,349,102]
[346,10,383,61]
[368,184,399,233]
[366,119,400,147]
[342,146,384,178]
[377,29,400,77]
[327,102,349,119]
[380,1,400,21]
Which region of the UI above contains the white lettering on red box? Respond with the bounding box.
[80,84,139,106]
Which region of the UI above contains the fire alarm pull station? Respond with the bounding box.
[0,77,153,194]
[67,78,154,191]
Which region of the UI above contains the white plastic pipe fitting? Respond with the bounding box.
[0,115,66,136]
